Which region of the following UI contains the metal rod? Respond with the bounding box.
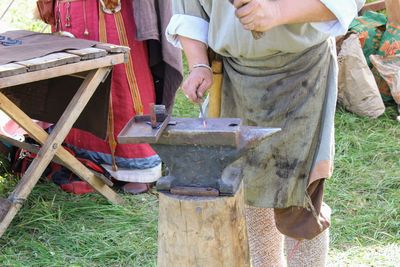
[198,102,207,128]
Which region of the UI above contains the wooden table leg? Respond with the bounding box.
[0,67,123,238]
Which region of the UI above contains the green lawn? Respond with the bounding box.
[1,0,399,266]
[1,101,398,267]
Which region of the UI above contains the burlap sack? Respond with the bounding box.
[338,34,385,118]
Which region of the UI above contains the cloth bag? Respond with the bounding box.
[338,34,385,118]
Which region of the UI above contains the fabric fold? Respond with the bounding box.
[166,14,209,49]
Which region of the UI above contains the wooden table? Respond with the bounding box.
[0,42,128,238]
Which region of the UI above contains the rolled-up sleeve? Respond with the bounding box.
[310,0,365,36]
[166,0,210,49]
[166,15,209,49]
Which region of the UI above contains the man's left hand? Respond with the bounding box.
[232,0,282,32]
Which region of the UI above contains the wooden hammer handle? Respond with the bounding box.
[251,31,265,40]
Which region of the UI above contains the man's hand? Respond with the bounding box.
[232,0,282,32]
[182,67,213,103]
[233,0,339,31]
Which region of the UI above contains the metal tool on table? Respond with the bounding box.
[119,115,280,197]
[119,104,173,143]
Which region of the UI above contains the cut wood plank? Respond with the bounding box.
[0,53,125,88]
[16,52,81,72]
[66,47,108,61]
[94,43,130,53]
[360,0,385,14]
[0,63,26,78]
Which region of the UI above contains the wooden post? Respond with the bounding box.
[208,59,223,118]
[157,183,250,267]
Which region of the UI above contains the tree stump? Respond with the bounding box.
[157,183,250,267]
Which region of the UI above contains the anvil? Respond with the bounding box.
[118,117,279,196]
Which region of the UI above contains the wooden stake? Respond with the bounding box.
[208,59,223,118]
[157,183,250,267]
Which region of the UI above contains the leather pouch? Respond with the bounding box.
[36,0,55,25]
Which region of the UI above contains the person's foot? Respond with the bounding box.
[122,182,151,195]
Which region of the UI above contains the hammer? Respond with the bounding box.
[228,0,265,39]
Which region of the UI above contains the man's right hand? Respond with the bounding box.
[182,67,213,103]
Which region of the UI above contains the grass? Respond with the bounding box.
[326,106,400,266]
[1,0,399,266]
[1,104,398,267]
[0,183,159,267]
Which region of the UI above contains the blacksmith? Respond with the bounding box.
[166,0,364,265]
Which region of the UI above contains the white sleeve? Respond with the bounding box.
[166,14,209,49]
[310,0,366,36]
